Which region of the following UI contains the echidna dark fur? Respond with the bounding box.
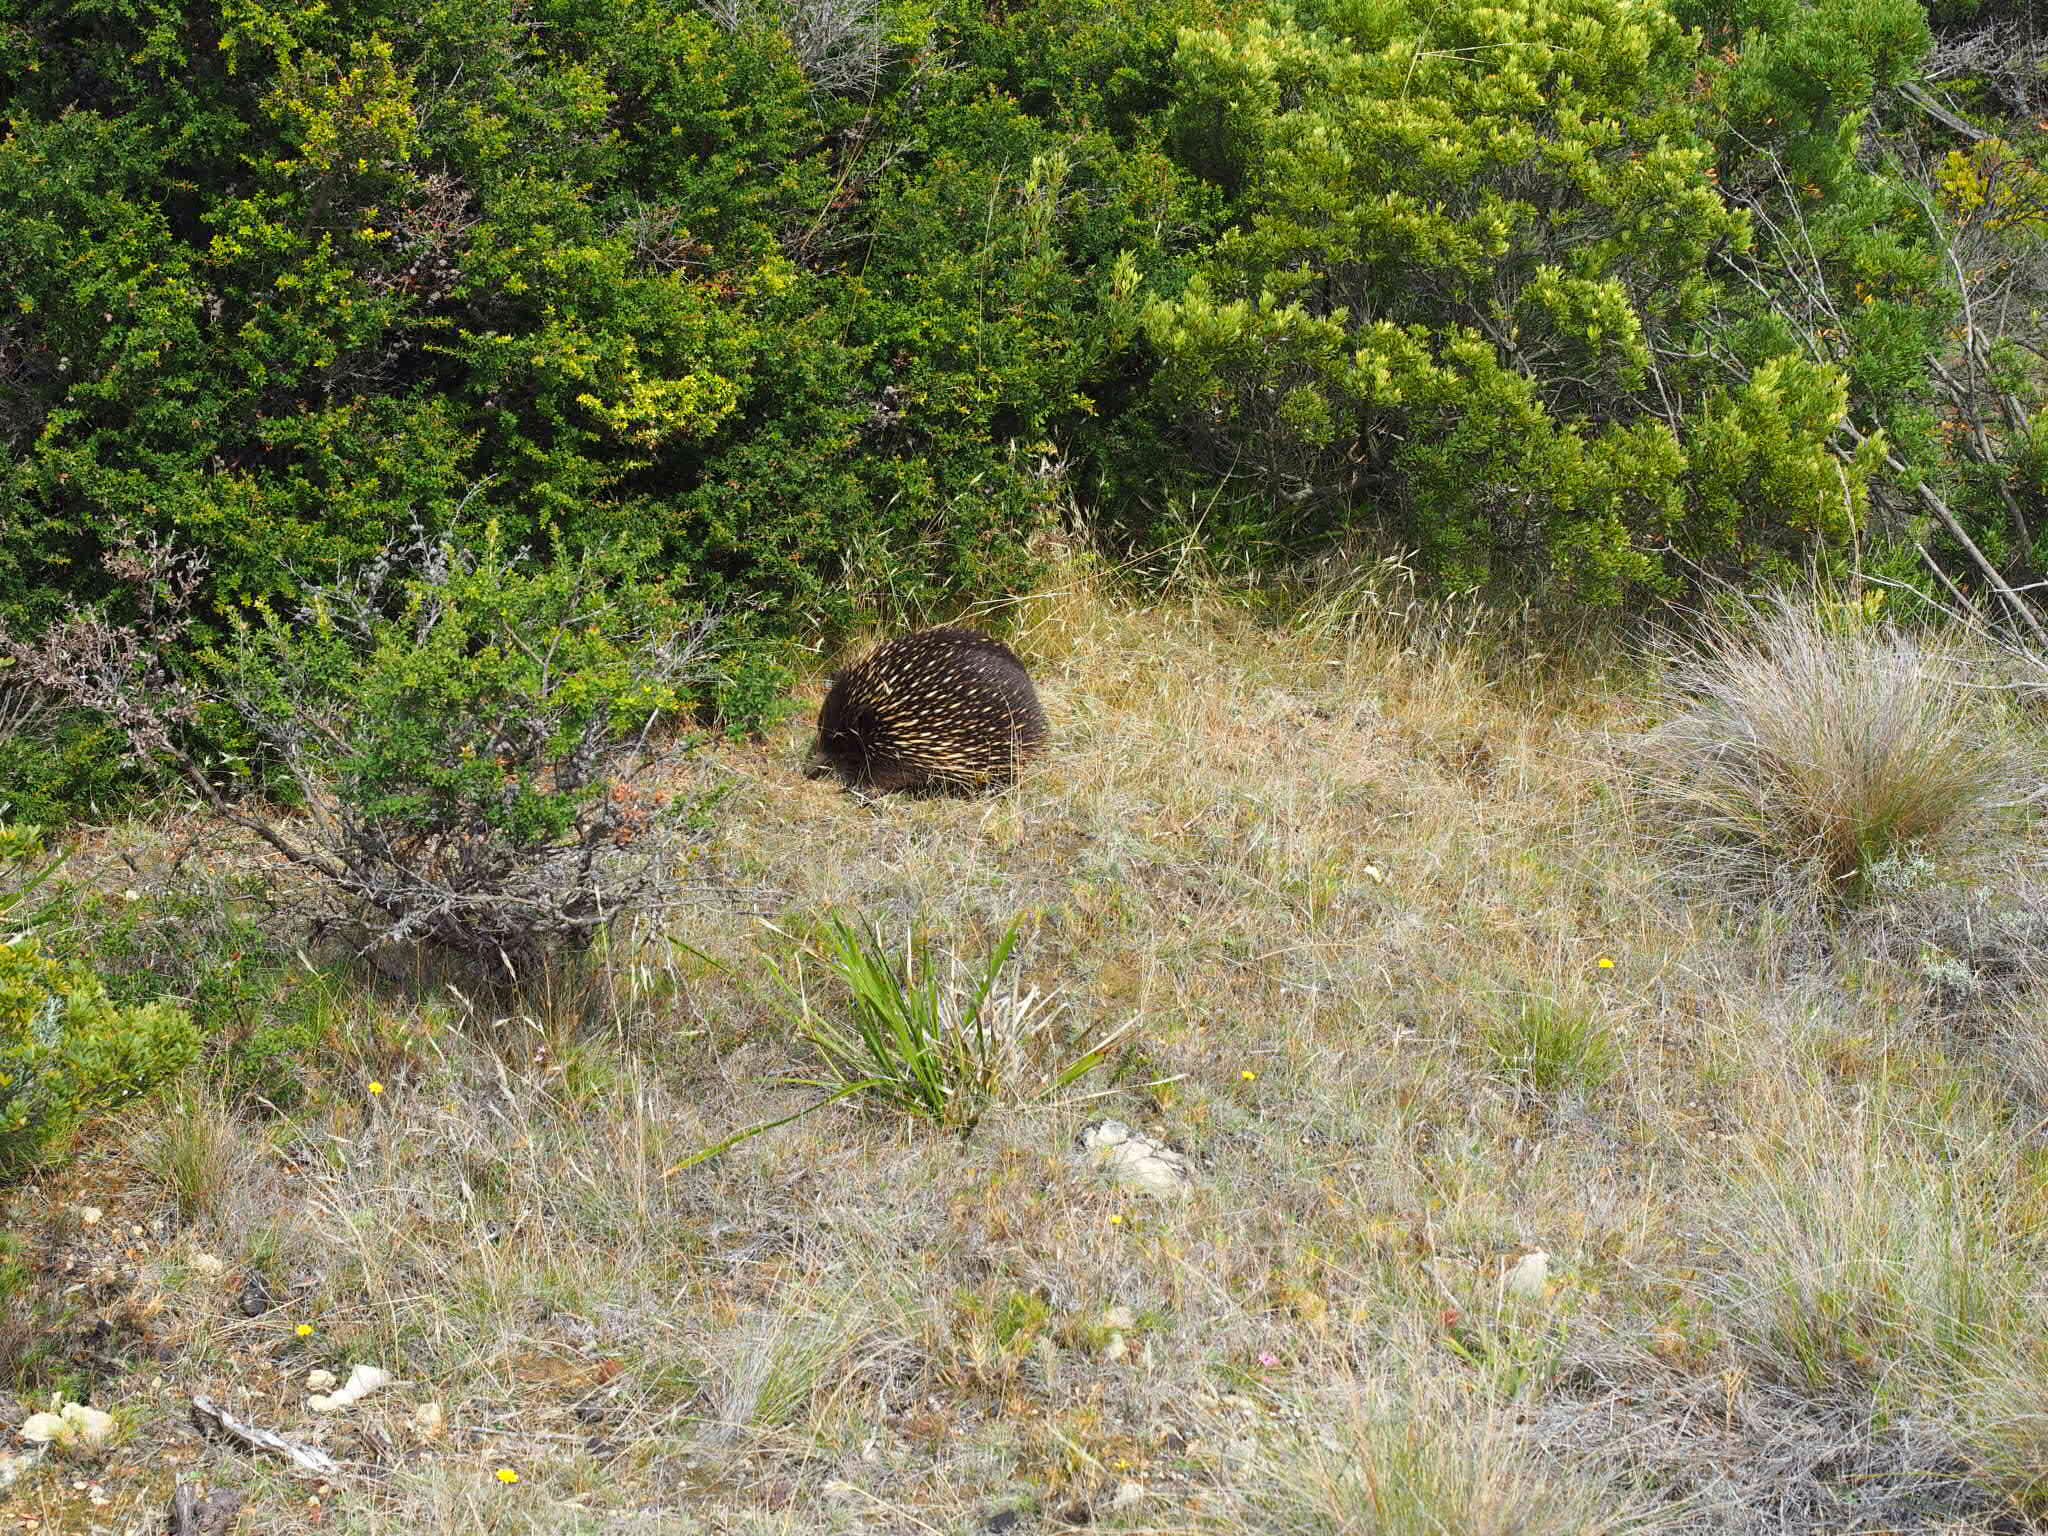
[811,627,1048,795]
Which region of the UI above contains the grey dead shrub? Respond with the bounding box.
[1633,590,2020,910]
[699,0,885,97]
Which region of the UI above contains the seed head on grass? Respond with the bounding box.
[1634,589,2019,910]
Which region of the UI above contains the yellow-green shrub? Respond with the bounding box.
[1,825,196,1176]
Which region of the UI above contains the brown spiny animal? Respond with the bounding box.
[809,627,1048,794]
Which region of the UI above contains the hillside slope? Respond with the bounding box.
[5,577,2046,1534]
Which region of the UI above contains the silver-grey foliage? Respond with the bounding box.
[699,0,886,98]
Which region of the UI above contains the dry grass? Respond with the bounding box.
[5,569,2047,1534]
[1633,589,2023,909]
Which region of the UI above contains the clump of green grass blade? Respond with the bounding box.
[783,914,1112,1131]
[1484,994,1618,1096]
[1636,588,2019,907]
[670,914,1115,1171]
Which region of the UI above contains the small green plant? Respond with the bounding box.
[667,912,1116,1173]
[1,824,198,1177]
[777,914,1113,1132]
[0,820,62,933]
[793,915,1019,1128]
[1484,995,1618,1096]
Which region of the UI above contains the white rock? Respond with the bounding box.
[1503,1250,1550,1302]
[191,1253,226,1280]
[1102,1306,1136,1331]
[1075,1121,1193,1199]
[1110,1479,1146,1511]
[58,1403,114,1447]
[20,1403,115,1449]
[306,1370,339,1393]
[1103,1332,1128,1362]
[411,1402,446,1441]
[77,1207,102,1226]
[308,1364,393,1413]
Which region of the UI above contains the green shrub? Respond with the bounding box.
[4,528,728,978]
[1129,0,1888,604]
[211,529,728,975]
[0,0,1221,687]
[1,825,197,1176]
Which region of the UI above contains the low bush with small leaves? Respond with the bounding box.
[5,529,728,980]
[1,822,197,1177]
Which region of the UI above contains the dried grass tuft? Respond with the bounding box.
[1634,589,2021,909]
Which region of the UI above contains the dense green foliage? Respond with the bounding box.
[3,0,2045,803]
[1132,0,1865,599]
[0,0,1214,648]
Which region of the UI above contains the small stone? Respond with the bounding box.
[1110,1479,1146,1512]
[1075,1120,1193,1199]
[306,1370,338,1393]
[1102,1306,1136,1331]
[1103,1332,1128,1362]
[192,1253,226,1280]
[1503,1250,1551,1302]
[77,1207,102,1227]
[238,1274,276,1317]
[411,1402,446,1442]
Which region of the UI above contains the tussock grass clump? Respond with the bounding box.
[140,1092,237,1226]
[1483,994,1619,1096]
[1702,1079,2048,1518]
[1212,1372,1654,1536]
[1635,591,2017,907]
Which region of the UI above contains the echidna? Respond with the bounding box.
[809,627,1048,795]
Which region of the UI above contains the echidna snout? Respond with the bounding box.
[813,627,1048,795]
